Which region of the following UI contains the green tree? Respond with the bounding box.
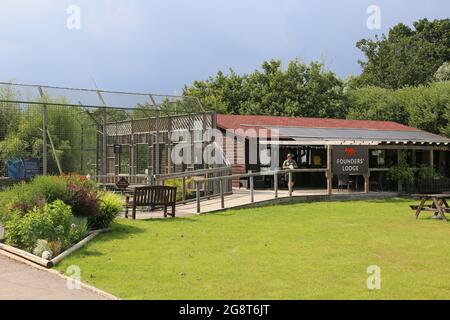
[356,19,450,89]
[184,59,346,118]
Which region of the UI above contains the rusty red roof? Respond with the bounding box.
[217,114,418,132]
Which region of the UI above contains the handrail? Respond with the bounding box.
[194,168,327,183]
[154,167,231,181]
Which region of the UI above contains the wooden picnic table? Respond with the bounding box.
[410,194,450,222]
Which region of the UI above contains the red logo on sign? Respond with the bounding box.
[344,147,357,157]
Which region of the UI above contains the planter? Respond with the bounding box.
[0,228,111,268]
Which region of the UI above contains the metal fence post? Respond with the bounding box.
[38,87,48,176]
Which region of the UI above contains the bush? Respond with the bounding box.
[66,183,100,218]
[5,200,73,252]
[7,176,69,215]
[89,192,123,230]
[165,178,194,201]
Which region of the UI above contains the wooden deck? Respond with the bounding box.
[119,188,399,220]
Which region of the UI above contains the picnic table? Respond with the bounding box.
[410,194,450,222]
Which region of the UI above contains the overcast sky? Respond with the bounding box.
[0,0,448,94]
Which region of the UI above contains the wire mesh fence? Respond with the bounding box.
[0,82,216,182]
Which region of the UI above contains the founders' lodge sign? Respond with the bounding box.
[332,146,369,175]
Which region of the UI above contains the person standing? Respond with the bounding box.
[282,153,298,189]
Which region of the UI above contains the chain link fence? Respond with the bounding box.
[0,83,215,182]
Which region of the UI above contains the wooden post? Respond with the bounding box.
[250,172,254,203]
[182,176,187,202]
[327,145,333,195]
[364,172,370,193]
[196,181,201,214]
[274,171,278,198]
[220,178,225,209]
[430,149,434,168]
[397,149,402,193]
[289,171,293,197]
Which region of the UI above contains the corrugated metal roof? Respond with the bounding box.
[217,114,450,145]
[217,114,418,132]
[273,127,449,143]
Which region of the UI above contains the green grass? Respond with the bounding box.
[57,198,450,300]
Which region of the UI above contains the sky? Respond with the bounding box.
[0,0,448,95]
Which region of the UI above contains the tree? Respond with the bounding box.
[356,19,450,89]
[184,59,346,118]
[346,81,450,136]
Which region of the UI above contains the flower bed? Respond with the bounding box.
[0,175,122,267]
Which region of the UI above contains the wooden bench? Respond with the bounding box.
[125,186,177,220]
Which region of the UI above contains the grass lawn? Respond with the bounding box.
[57,198,450,300]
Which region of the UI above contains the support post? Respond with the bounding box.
[364,172,370,194]
[220,178,225,209]
[327,145,333,195]
[289,171,293,197]
[274,171,278,198]
[96,91,108,184]
[38,87,48,176]
[430,149,434,168]
[155,110,161,175]
[397,149,402,193]
[182,176,187,202]
[250,172,254,203]
[196,181,201,214]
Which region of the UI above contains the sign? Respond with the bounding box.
[116,177,130,191]
[332,146,369,175]
[23,158,41,179]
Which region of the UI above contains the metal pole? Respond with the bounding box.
[96,91,108,183]
[274,171,278,198]
[38,87,48,176]
[196,181,201,214]
[155,110,160,175]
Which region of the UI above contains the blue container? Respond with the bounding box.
[7,158,25,180]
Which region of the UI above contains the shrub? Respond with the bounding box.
[418,164,438,179]
[89,192,123,230]
[165,178,194,201]
[69,217,89,244]
[5,200,73,252]
[66,183,100,218]
[7,176,69,215]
